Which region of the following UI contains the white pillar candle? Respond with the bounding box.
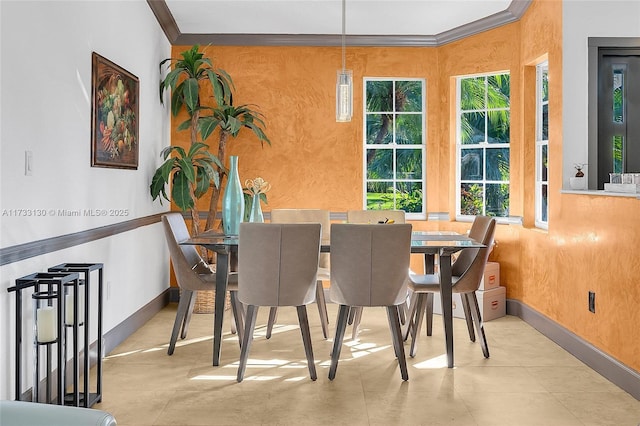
[65,290,84,325]
[36,306,57,343]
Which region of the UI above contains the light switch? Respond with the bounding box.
[25,150,33,176]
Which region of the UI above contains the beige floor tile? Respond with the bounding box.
[553,391,640,426]
[90,304,638,426]
[460,392,584,426]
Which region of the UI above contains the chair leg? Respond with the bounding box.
[402,292,418,341]
[460,293,476,342]
[315,281,329,339]
[467,292,490,358]
[266,307,278,339]
[237,305,259,382]
[296,306,317,381]
[409,293,428,358]
[347,306,356,325]
[168,289,193,355]
[425,293,434,337]
[180,289,197,340]
[329,304,350,380]
[386,306,409,381]
[230,291,244,347]
[351,307,363,340]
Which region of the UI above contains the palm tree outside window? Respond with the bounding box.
[457,72,511,218]
[364,78,426,217]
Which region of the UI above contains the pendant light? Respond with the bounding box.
[336,0,352,122]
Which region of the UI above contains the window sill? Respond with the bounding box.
[561,189,640,199]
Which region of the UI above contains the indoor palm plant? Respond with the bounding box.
[151,45,270,235]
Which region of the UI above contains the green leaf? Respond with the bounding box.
[183,78,199,113]
[171,86,184,117]
[198,116,221,141]
[171,173,194,211]
[177,157,196,183]
[188,142,209,158]
[176,119,191,132]
[194,167,210,198]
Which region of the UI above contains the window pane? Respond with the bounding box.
[461,111,485,144]
[487,110,510,143]
[542,71,549,102]
[396,181,423,213]
[486,183,509,217]
[396,149,423,179]
[461,148,484,180]
[366,181,394,210]
[366,81,393,112]
[542,103,549,140]
[366,149,393,179]
[395,114,422,145]
[460,183,484,215]
[541,184,548,222]
[541,145,548,182]
[395,81,422,112]
[366,114,393,144]
[613,135,624,173]
[486,147,510,181]
[487,74,510,108]
[613,68,624,123]
[460,77,485,110]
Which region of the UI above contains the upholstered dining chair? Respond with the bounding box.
[405,215,496,358]
[161,213,243,355]
[236,223,322,382]
[268,209,331,339]
[328,223,412,381]
[346,209,407,337]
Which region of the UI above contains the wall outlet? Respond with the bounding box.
[588,291,596,313]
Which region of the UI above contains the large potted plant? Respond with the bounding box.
[150,45,270,235]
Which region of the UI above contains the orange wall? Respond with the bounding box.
[171,0,640,372]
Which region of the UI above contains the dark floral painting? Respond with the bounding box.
[91,52,139,169]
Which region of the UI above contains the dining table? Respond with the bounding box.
[182,228,485,368]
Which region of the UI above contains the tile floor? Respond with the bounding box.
[94,303,640,425]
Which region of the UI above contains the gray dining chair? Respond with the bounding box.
[346,209,408,337]
[268,209,331,339]
[161,213,243,355]
[405,215,496,358]
[328,223,412,381]
[236,222,321,382]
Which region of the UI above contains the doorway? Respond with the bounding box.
[596,48,640,189]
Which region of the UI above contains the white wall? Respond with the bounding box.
[0,1,171,400]
[562,0,640,188]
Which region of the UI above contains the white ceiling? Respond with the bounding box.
[164,0,515,37]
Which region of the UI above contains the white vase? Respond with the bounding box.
[569,176,586,190]
[248,194,264,223]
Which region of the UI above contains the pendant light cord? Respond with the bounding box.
[341,0,346,72]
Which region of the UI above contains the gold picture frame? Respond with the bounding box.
[91,52,139,169]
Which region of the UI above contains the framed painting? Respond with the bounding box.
[91,52,139,169]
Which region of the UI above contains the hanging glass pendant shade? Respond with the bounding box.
[336,0,352,122]
[336,70,353,122]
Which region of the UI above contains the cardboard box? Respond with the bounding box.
[431,286,506,322]
[476,286,506,321]
[479,261,500,290]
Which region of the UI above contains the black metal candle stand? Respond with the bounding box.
[7,263,104,408]
[48,263,104,408]
[8,272,80,405]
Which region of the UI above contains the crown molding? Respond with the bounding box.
[148,0,532,47]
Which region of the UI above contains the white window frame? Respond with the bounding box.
[455,71,511,222]
[362,77,427,220]
[535,61,549,230]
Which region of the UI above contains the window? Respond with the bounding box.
[456,72,510,218]
[363,79,425,217]
[535,62,549,229]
